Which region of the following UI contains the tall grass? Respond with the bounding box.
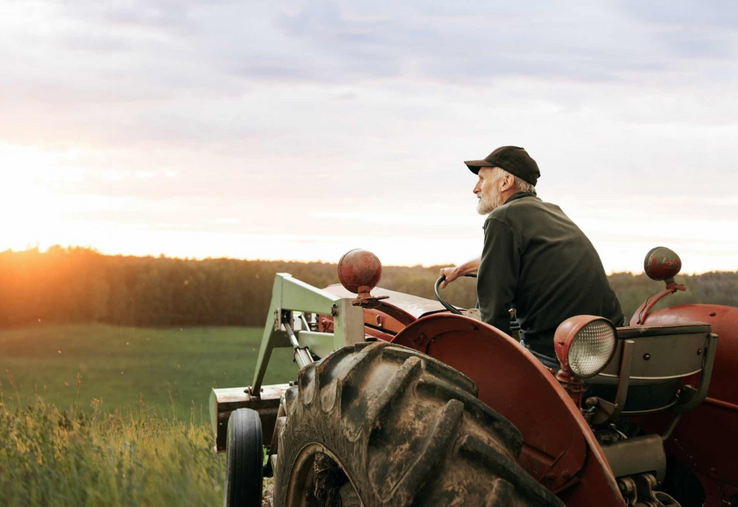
[0,395,225,506]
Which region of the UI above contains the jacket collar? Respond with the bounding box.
[504,191,536,204]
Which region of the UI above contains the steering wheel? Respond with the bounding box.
[434,274,477,315]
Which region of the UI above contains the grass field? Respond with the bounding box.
[0,323,292,506]
[0,323,299,421]
[0,399,226,506]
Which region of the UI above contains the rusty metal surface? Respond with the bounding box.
[323,283,448,318]
[643,246,682,281]
[599,326,710,379]
[362,306,411,334]
[643,305,737,413]
[317,311,407,337]
[629,284,686,325]
[636,304,738,503]
[390,314,623,506]
[210,384,289,453]
[317,305,408,342]
[337,249,382,294]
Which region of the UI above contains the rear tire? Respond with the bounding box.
[225,408,263,507]
[273,341,563,506]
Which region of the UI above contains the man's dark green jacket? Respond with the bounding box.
[478,192,624,356]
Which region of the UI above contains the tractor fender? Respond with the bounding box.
[640,304,738,506]
[392,313,623,506]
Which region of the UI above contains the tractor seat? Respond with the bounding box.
[586,322,715,415]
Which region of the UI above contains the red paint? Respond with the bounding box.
[322,256,738,505]
[391,314,623,505]
[337,249,382,294]
[637,304,738,505]
[644,246,682,281]
[318,300,417,337]
[553,315,617,378]
[704,396,738,412]
[629,283,686,325]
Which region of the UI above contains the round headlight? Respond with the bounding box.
[554,316,617,379]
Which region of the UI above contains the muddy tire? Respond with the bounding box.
[272,341,563,507]
[225,408,263,507]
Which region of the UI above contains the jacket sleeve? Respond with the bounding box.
[477,217,520,335]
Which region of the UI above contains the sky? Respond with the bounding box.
[1,0,737,273]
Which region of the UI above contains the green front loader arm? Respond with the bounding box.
[250,273,365,395]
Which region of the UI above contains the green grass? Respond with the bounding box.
[0,398,226,506]
[0,323,299,421]
[0,323,293,506]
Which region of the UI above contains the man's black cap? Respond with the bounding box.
[464,146,540,186]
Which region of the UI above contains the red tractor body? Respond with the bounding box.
[638,304,738,505]
[392,313,623,505]
[212,249,737,506]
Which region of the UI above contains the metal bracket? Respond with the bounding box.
[618,473,660,506]
[617,473,680,507]
[671,333,718,414]
[251,274,365,395]
[590,339,635,426]
[631,281,686,326]
[351,293,389,309]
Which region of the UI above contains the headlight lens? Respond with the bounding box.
[568,320,616,378]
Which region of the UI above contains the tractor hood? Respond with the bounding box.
[322,284,451,319]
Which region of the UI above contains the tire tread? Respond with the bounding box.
[274,341,564,507]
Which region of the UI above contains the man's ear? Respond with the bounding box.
[499,172,515,192]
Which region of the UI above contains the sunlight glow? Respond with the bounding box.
[0,143,113,253]
[0,142,735,274]
[0,144,62,251]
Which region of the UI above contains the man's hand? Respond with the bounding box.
[439,257,481,289]
[439,267,461,289]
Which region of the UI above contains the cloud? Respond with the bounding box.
[4,0,737,135]
[253,0,738,84]
[6,0,734,113]
[1,0,738,270]
[622,0,738,28]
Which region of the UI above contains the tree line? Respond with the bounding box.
[1,246,736,328]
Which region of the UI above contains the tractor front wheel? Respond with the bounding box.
[272,341,563,507]
[225,408,263,506]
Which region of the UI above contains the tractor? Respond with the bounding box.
[210,247,738,506]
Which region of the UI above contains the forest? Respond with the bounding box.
[1,246,736,328]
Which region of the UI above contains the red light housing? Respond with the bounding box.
[554,316,617,379]
[337,249,382,295]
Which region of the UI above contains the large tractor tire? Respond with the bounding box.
[272,341,563,507]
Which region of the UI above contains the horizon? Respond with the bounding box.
[4,243,733,276]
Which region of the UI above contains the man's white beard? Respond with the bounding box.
[477,190,503,215]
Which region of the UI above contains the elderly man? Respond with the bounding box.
[441,146,623,359]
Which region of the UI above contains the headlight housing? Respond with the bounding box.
[554,316,617,379]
